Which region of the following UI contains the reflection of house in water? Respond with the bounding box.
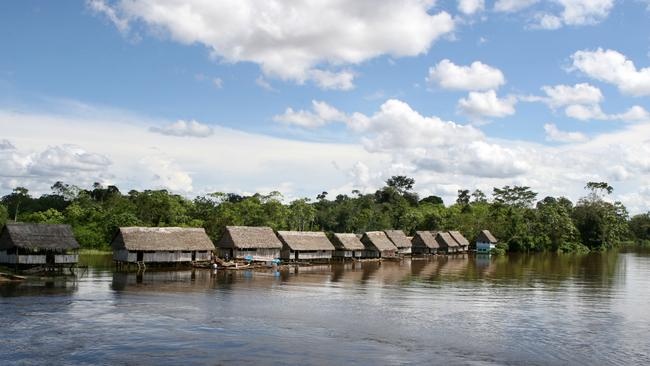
[112,270,217,291]
[0,278,78,297]
[475,254,493,270]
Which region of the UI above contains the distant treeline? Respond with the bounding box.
[1,177,649,253]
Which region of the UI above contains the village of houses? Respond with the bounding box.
[0,223,499,272]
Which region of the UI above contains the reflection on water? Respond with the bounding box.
[1,251,650,365]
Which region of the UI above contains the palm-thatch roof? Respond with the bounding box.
[477,230,498,243]
[361,231,398,251]
[276,231,336,251]
[436,232,459,248]
[0,223,79,251]
[449,231,470,246]
[217,226,282,249]
[412,230,439,249]
[384,230,412,249]
[112,227,215,251]
[331,233,366,251]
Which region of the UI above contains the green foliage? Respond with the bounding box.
[493,186,538,208]
[0,204,8,226]
[572,184,629,250]
[288,198,316,231]
[21,208,65,224]
[0,178,640,254]
[629,213,650,241]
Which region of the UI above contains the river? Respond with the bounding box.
[1,251,649,365]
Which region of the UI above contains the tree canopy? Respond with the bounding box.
[0,178,641,252]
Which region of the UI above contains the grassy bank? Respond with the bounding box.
[79,249,112,255]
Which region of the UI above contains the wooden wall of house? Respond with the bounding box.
[296,251,332,260]
[113,249,134,262]
[55,254,78,264]
[476,242,495,253]
[334,250,352,258]
[113,250,211,263]
[334,250,363,258]
[281,250,333,260]
[0,251,77,264]
[363,250,380,258]
[381,250,397,258]
[233,248,280,260]
[18,255,47,264]
[397,247,412,255]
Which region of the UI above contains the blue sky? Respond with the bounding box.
[2,0,650,212]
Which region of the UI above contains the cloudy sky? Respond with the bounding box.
[1,1,650,212]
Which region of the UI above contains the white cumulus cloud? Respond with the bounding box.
[541,83,603,108]
[565,104,650,122]
[150,120,214,137]
[89,0,455,90]
[572,48,650,97]
[494,0,539,12]
[492,0,615,29]
[457,90,517,118]
[458,0,485,15]
[273,100,347,128]
[544,123,588,142]
[427,59,505,91]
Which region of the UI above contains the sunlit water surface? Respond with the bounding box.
[2,251,650,365]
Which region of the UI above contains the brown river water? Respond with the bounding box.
[1,251,649,365]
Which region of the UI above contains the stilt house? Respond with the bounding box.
[449,231,470,252]
[217,226,282,261]
[436,232,460,254]
[111,227,214,264]
[384,230,412,255]
[411,230,439,255]
[0,223,79,267]
[277,231,335,261]
[360,231,398,258]
[331,233,365,259]
[476,230,498,253]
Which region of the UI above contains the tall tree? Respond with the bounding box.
[493,186,538,208]
[386,176,415,194]
[2,187,30,221]
[456,189,471,206]
[573,182,628,249]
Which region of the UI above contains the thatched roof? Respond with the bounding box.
[384,230,412,249]
[276,231,336,251]
[361,231,398,251]
[0,223,79,251]
[477,230,498,243]
[331,233,366,251]
[436,232,459,248]
[217,226,282,249]
[449,231,470,246]
[112,227,215,251]
[413,231,439,249]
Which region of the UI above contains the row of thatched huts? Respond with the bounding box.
[0,223,498,268]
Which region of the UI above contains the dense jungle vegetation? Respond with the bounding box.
[1,178,649,253]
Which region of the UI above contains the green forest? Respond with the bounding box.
[1,177,649,253]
